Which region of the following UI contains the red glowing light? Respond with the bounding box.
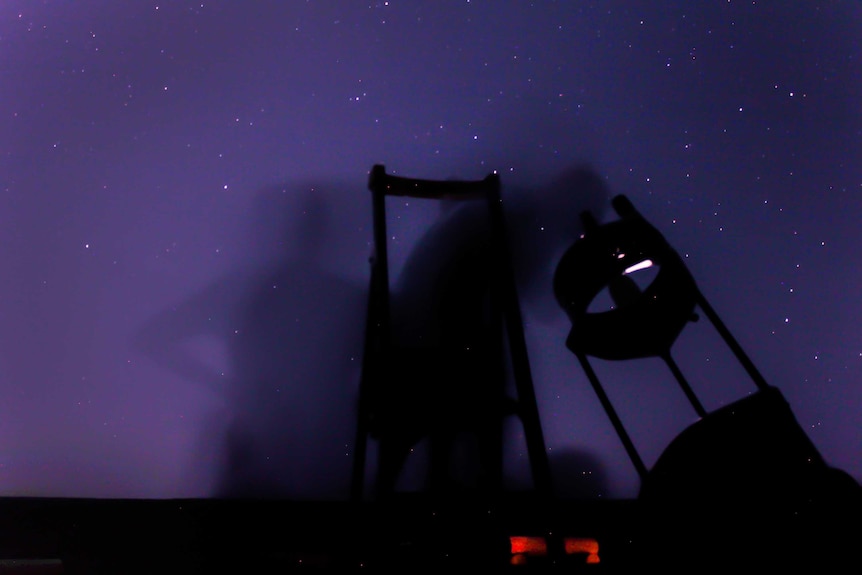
[509,535,600,565]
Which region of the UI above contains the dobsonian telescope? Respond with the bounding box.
[553,194,862,569]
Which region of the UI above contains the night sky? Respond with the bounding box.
[2,1,860,500]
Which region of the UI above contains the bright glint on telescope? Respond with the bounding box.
[624,259,653,275]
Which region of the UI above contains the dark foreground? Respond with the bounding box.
[0,493,857,573]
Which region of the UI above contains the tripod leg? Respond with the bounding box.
[696,291,769,392]
[662,352,707,419]
[576,353,648,481]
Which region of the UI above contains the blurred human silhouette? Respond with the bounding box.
[368,195,503,497]
[365,165,609,498]
[135,184,365,499]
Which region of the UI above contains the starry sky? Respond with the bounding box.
[2,1,860,500]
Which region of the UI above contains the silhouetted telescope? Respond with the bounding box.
[553,194,861,567]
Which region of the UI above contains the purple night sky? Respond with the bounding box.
[2,1,860,500]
